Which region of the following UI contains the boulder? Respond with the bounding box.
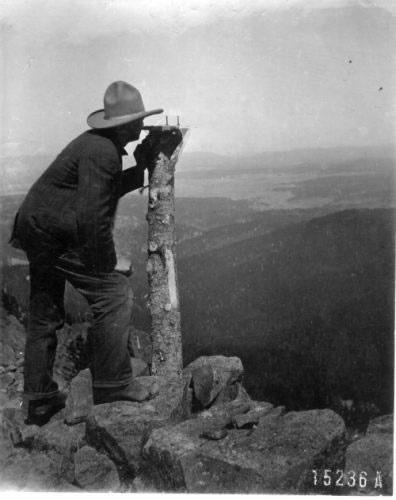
[1,405,86,486]
[74,445,120,491]
[64,368,93,425]
[1,406,82,491]
[184,356,243,408]
[20,418,86,456]
[85,374,191,476]
[143,407,346,493]
[212,381,251,406]
[366,414,393,435]
[344,414,393,495]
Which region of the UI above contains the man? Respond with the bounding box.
[10,81,163,426]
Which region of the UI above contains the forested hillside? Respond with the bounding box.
[176,209,394,420]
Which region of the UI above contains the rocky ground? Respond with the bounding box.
[0,302,393,494]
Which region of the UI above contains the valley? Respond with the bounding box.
[1,144,394,427]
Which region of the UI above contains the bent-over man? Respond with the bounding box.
[10,81,162,425]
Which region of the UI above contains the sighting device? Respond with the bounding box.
[142,115,182,132]
[138,116,188,193]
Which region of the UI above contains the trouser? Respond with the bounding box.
[24,251,133,401]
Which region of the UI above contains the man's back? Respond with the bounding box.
[13,130,123,270]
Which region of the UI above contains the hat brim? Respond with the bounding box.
[87,108,163,129]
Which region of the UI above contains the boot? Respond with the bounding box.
[24,392,67,426]
[93,379,159,405]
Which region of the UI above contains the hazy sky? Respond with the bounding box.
[1,0,395,156]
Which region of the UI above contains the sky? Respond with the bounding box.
[1,0,395,157]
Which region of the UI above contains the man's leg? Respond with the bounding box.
[23,260,67,425]
[24,261,65,399]
[55,252,134,391]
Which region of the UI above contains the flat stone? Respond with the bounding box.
[232,401,274,428]
[255,405,286,425]
[143,407,346,493]
[184,356,243,408]
[74,445,120,491]
[64,368,93,425]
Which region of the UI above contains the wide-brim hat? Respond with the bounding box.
[87,81,163,129]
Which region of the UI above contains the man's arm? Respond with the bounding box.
[76,155,119,274]
[118,166,145,197]
[119,134,166,197]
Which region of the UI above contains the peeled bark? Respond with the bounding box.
[145,128,187,377]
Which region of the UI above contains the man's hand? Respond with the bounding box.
[133,134,162,173]
[133,129,183,174]
[115,256,133,277]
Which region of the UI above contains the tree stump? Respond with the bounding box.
[144,127,187,377]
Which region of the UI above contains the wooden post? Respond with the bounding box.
[145,127,187,377]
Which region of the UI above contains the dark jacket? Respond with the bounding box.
[10,130,144,273]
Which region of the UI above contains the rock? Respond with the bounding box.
[184,356,243,408]
[1,406,82,491]
[143,407,346,493]
[1,404,86,486]
[232,401,274,428]
[131,357,150,377]
[128,328,152,365]
[200,428,228,440]
[86,374,192,476]
[65,369,93,425]
[0,343,16,367]
[366,414,393,435]
[132,475,152,492]
[0,371,15,387]
[54,322,89,384]
[74,445,120,491]
[212,381,251,406]
[344,414,393,495]
[21,419,86,456]
[0,448,78,491]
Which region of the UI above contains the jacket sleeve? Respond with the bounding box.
[118,166,145,197]
[76,155,120,273]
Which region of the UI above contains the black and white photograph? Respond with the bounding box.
[0,0,394,495]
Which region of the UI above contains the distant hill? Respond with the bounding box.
[178,144,394,172]
[2,144,394,203]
